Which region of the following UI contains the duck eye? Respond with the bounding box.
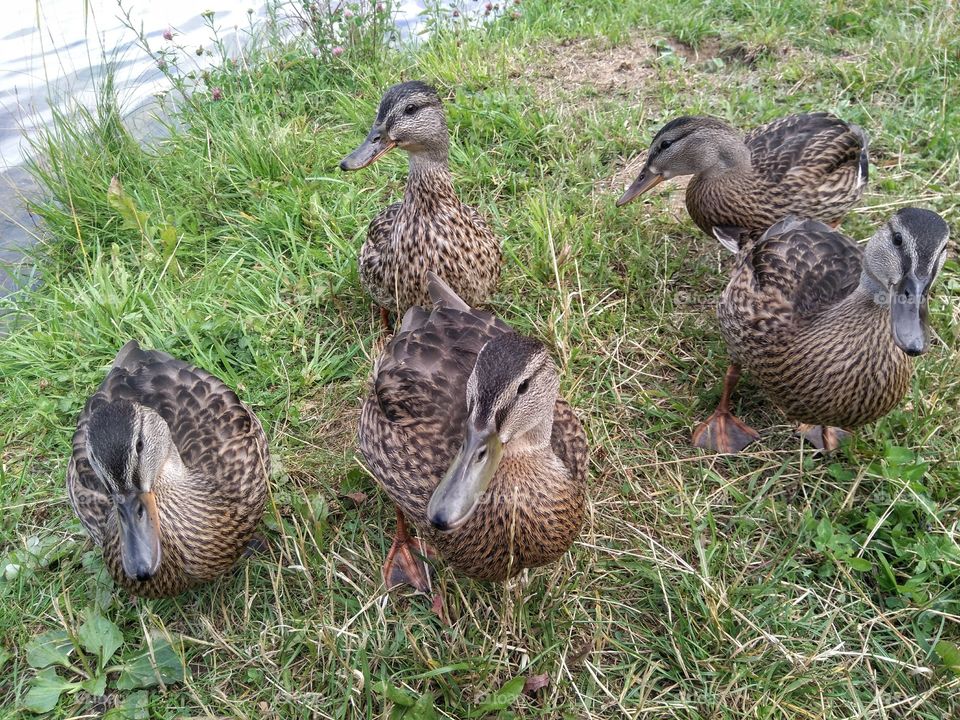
[659,139,672,151]
[517,378,530,395]
[136,438,144,453]
[404,103,417,115]
[892,231,903,247]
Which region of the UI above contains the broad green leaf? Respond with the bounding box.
[104,691,150,719]
[470,675,525,716]
[116,633,186,690]
[78,607,124,669]
[408,691,438,720]
[107,176,151,239]
[81,673,107,697]
[883,445,915,466]
[21,667,77,714]
[373,680,416,708]
[934,640,960,676]
[845,556,872,572]
[158,223,181,275]
[25,630,74,669]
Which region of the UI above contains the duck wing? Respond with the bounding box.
[372,302,511,430]
[359,201,402,308]
[748,216,864,320]
[747,113,868,186]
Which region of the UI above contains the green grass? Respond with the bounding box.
[1,0,959,716]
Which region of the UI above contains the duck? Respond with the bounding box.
[67,341,270,597]
[693,208,949,453]
[358,272,588,591]
[340,80,502,326]
[616,113,869,253]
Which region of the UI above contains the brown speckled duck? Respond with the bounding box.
[358,272,588,591]
[340,81,501,325]
[695,209,949,453]
[67,341,269,597]
[617,113,869,252]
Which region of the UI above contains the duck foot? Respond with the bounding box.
[693,363,759,453]
[693,410,760,453]
[383,509,434,594]
[798,424,851,453]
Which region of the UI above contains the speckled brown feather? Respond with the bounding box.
[359,158,501,315]
[67,341,270,597]
[359,291,587,581]
[687,113,868,244]
[718,217,912,429]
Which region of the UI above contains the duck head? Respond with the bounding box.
[340,80,449,170]
[85,400,171,582]
[427,333,560,532]
[617,115,748,206]
[862,207,949,356]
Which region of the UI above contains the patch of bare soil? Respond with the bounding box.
[517,37,707,214]
[519,37,658,108]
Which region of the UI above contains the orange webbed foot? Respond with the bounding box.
[693,410,760,454]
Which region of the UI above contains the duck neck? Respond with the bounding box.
[503,413,554,459]
[403,152,458,209]
[152,444,191,504]
[825,276,889,325]
[700,137,754,180]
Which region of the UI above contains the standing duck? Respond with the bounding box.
[67,341,270,597]
[695,209,949,453]
[616,113,869,252]
[358,272,588,591]
[340,81,502,325]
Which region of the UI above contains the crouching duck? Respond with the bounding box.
[695,209,949,453]
[67,341,270,597]
[340,81,502,325]
[358,272,588,591]
[617,113,869,253]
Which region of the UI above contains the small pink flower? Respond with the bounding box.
[156,58,167,70]
[452,9,460,16]
[332,46,345,57]
[311,47,320,57]
[376,2,385,11]
[162,28,173,41]
[343,8,353,19]
[511,9,520,18]
[484,2,492,9]
[211,87,223,100]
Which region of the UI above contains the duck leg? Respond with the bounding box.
[383,508,433,593]
[379,306,393,333]
[798,424,851,453]
[692,364,760,453]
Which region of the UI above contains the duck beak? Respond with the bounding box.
[427,424,503,532]
[339,125,396,170]
[117,490,161,582]
[890,275,930,356]
[616,167,664,207]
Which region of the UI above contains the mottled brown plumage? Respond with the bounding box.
[617,113,869,252]
[67,341,269,597]
[341,81,501,317]
[359,273,588,584]
[696,209,949,452]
